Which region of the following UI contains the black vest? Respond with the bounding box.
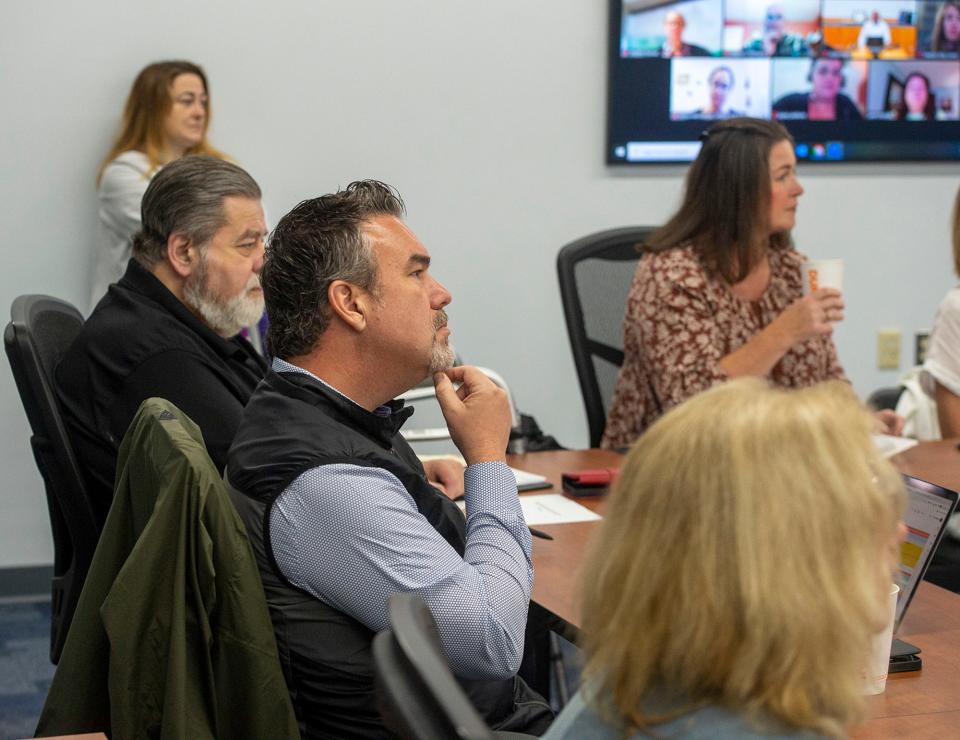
[227,370,550,739]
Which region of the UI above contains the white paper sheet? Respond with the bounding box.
[872,434,918,459]
[519,494,601,526]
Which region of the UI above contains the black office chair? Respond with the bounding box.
[557,226,656,447]
[867,385,905,411]
[4,294,100,664]
[373,593,535,740]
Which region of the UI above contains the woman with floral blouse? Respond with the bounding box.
[602,118,898,449]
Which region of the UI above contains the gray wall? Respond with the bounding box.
[1,1,957,567]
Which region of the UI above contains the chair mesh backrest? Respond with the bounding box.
[557,227,655,447]
[4,294,98,663]
[9,307,79,432]
[373,593,494,740]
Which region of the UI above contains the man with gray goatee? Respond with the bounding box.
[227,180,553,739]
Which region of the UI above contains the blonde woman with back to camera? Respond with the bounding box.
[91,60,225,308]
[545,379,905,739]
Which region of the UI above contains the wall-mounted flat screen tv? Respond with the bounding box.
[608,0,960,162]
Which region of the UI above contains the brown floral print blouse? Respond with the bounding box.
[601,245,846,449]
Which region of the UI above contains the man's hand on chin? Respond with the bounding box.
[433,366,512,466]
[423,458,466,500]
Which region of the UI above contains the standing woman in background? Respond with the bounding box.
[91,60,225,308]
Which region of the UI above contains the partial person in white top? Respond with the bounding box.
[92,60,225,310]
[919,186,960,540]
[921,286,960,422]
[921,186,960,438]
[93,151,154,306]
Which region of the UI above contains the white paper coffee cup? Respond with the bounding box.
[801,259,844,295]
[862,583,899,695]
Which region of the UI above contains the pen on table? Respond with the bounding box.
[528,527,554,541]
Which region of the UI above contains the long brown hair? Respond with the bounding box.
[96,60,225,184]
[645,117,794,284]
[894,72,936,120]
[933,1,960,51]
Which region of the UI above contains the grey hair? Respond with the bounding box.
[262,180,405,359]
[132,155,261,266]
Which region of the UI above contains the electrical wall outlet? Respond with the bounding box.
[877,329,901,369]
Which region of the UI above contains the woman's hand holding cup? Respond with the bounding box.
[778,289,845,344]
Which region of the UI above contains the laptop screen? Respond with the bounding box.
[895,475,959,631]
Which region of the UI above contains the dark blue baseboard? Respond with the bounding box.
[0,566,53,599]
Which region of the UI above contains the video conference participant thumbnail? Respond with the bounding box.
[772,56,867,120]
[671,58,772,119]
[858,9,893,51]
[918,0,960,56]
[726,0,821,56]
[620,0,723,57]
[822,0,918,58]
[865,59,960,118]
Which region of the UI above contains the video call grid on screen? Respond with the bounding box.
[609,0,960,163]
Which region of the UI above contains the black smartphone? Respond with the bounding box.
[891,637,920,658]
[888,637,922,673]
[888,653,922,674]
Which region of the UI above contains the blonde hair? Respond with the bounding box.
[579,379,904,738]
[952,185,960,278]
[96,60,225,184]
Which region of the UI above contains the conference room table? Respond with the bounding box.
[507,441,960,739]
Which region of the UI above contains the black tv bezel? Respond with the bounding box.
[606,0,960,165]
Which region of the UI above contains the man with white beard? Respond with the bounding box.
[57,155,268,525]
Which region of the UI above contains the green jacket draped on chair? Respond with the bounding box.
[37,397,299,739]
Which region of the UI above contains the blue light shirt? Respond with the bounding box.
[269,358,533,680]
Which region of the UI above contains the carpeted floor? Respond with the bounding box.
[0,598,54,740]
